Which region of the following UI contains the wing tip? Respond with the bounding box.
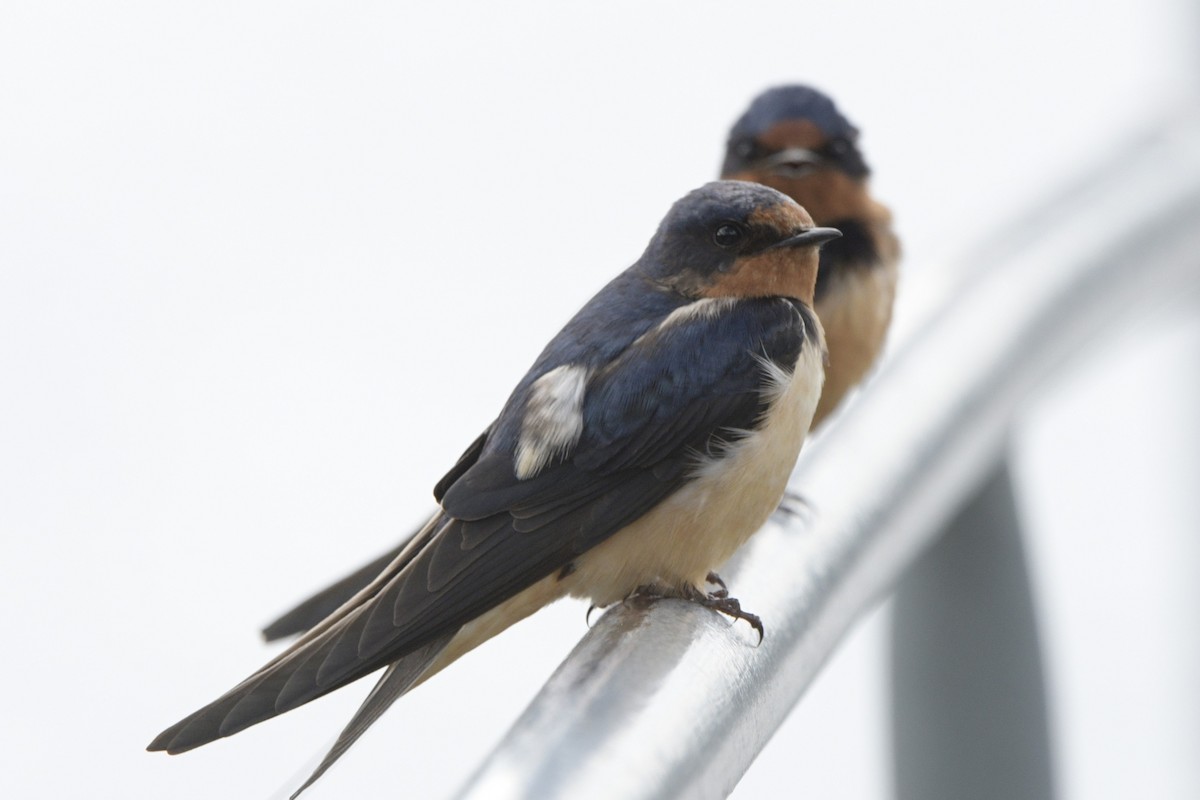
[145,733,171,753]
[145,723,205,755]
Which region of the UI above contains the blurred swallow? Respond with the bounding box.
[258,85,899,645]
[149,181,837,796]
[721,84,900,427]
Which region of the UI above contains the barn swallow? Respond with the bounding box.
[721,84,900,427]
[258,84,899,645]
[149,181,837,796]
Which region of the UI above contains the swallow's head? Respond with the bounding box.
[642,180,840,304]
[720,85,872,224]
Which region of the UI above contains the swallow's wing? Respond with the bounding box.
[259,431,491,642]
[260,544,410,641]
[149,297,814,759]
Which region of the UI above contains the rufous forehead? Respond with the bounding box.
[748,201,814,231]
[756,119,827,151]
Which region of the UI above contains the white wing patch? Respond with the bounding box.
[514,364,590,479]
[656,297,739,332]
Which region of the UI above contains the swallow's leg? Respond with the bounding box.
[628,582,671,600]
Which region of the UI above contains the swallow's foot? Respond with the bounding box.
[625,582,763,642]
[681,583,764,643]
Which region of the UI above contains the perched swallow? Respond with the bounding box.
[721,84,900,427]
[259,85,899,645]
[149,181,837,795]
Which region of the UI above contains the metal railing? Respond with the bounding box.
[453,107,1200,800]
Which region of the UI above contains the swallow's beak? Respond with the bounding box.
[771,227,842,249]
[758,148,825,178]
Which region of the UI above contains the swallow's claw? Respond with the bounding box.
[681,583,764,643]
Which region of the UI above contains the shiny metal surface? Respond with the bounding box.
[892,464,1055,800]
[455,110,1200,800]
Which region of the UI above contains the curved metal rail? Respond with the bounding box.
[454,108,1200,800]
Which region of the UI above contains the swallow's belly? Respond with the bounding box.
[569,339,826,607]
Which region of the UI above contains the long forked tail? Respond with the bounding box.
[290,632,455,798]
[148,513,448,754]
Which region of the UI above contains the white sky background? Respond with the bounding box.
[1,2,1197,798]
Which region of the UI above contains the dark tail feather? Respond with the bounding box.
[290,632,455,798]
[262,544,410,641]
[149,513,450,756]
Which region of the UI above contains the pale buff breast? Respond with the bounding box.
[812,254,898,426]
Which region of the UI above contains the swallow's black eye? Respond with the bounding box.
[713,224,743,248]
